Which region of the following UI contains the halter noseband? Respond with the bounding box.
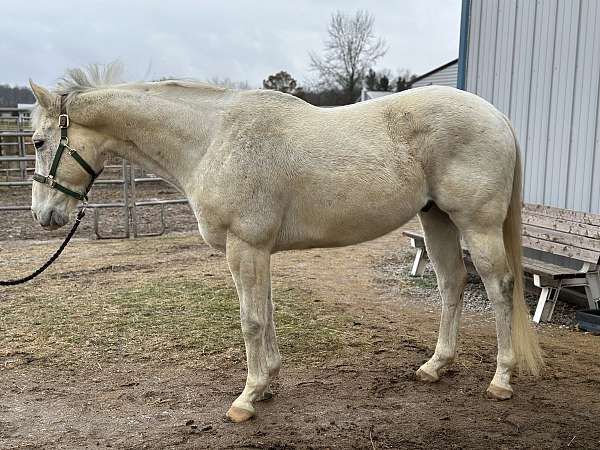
[32,94,101,202]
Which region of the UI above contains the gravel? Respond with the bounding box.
[373,249,580,328]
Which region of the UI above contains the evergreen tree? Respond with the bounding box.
[262,71,298,94]
[378,75,390,91]
[365,69,378,91]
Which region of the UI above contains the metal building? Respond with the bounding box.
[357,89,394,102]
[458,0,600,213]
[410,59,458,89]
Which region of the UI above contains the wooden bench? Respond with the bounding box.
[403,203,600,323]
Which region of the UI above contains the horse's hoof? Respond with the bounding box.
[226,406,255,423]
[416,367,439,383]
[486,384,513,401]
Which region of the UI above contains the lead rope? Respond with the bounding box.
[0,208,86,286]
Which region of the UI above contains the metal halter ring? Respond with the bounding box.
[65,143,76,156]
[58,113,69,128]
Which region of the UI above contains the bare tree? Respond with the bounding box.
[309,10,387,102]
[0,85,34,107]
[209,76,251,90]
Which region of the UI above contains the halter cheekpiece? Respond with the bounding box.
[32,94,101,202]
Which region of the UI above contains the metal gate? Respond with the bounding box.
[0,106,189,239]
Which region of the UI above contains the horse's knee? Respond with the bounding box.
[240,316,263,339]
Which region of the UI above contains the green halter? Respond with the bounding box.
[32,94,101,202]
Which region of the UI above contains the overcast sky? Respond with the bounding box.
[2,0,461,88]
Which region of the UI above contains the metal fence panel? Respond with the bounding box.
[1,109,189,239]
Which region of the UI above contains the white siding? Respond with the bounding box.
[465,0,600,213]
[411,61,458,88]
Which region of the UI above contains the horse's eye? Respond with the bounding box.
[33,139,45,150]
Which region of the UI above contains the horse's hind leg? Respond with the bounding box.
[415,205,468,382]
[459,225,516,399]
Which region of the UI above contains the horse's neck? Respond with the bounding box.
[74,86,230,192]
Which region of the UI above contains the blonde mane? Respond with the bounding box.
[31,63,127,124]
[55,63,227,101]
[55,62,126,99]
[30,63,228,126]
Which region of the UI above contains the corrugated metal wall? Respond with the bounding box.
[411,61,458,88]
[465,0,600,213]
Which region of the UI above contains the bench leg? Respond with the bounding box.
[584,272,600,310]
[533,286,560,324]
[410,247,428,277]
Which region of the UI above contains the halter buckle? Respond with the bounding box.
[47,174,56,188]
[58,114,70,128]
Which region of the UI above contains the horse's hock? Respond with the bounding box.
[404,203,600,323]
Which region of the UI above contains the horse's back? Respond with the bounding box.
[275,86,516,242]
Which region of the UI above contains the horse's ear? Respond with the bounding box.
[29,79,57,110]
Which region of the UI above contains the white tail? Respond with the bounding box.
[503,121,544,376]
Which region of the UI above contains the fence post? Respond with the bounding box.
[122,159,130,238]
[129,161,138,238]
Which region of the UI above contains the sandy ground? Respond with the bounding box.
[1,219,599,449]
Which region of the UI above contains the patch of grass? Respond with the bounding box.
[408,273,438,290]
[375,249,439,293]
[0,279,356,369]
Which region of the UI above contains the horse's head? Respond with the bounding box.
[29,81,107,230]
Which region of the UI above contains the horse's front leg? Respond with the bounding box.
[225,232,280,422]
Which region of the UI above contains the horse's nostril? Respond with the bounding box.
[50,210,59,226]
[50,210,67,228]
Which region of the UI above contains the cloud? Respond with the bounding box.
[3,0,460,88]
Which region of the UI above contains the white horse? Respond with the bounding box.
[28,65,543,422]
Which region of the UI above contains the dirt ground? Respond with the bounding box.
[1,205,600,450]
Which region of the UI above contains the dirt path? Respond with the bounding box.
[1,229,599,449]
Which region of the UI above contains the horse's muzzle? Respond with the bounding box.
[33,208,68,230]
